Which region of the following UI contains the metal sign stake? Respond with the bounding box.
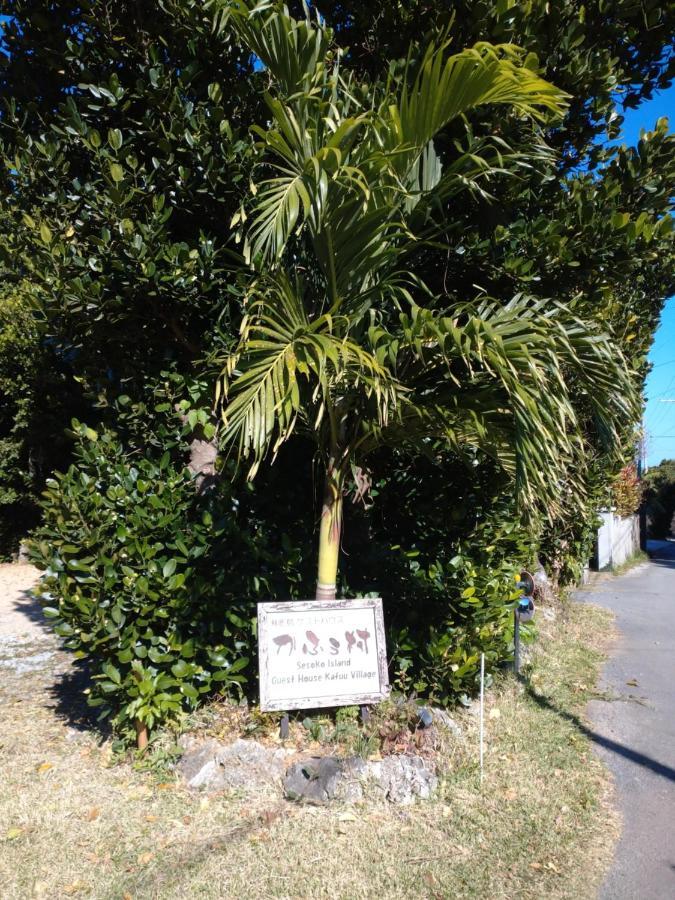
[479,652,485,784]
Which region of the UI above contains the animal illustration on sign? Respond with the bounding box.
[272,628,371,657]
[273,634,295,655]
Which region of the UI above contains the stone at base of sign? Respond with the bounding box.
[177,735,439,804]
[283,753,438,805]
[177,736,294,792]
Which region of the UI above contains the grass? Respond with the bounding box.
[610,550,649,577]
[0,600,618,900]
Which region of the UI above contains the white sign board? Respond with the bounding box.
[257,598,390,711]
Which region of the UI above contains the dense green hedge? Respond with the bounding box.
[30,424,251,733]
[30,424,536,730]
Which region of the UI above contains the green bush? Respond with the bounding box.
[30,423,250,735]
[340,455,535,701]
[385,518,532,703]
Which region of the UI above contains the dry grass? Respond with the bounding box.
[0,600,618,900]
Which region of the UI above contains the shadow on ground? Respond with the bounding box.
[526,685,675,785]
[11,586,53,630]
[10,587,110,738]
[48,660,111,738]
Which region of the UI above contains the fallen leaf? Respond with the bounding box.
[260,808,282,828]
[529,862,542,871]
[248,830,270,843]
[338,811,358,822]
[122,894,133,900]
[626,678,639,686]
[5,827,23,840]
[488,708,501,720]
[137,852,154,866]
[36,762,53,774]
[145,814,158,823]
[442,805,452,818]
[63,882,85,895]
[182,815,192,825]
[503,789,517,801]
[156,782,174,791]
[85,807,100,822]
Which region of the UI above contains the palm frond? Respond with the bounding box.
[388,41,569,161]
[216,272,403,475]
[211,0,332,97]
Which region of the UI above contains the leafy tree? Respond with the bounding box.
[0,283,82,557]
[0,0,258,420]
[213,1,637,601]
[644,459,675,538]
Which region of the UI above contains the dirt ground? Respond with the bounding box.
[0,562,76,706]
[0,562,43,638]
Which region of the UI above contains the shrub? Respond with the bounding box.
[30,423,250,736]
[612,463,642,518]
[340,458,535,702]
[385,518,531,703]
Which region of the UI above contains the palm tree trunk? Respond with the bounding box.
[316,465,343,601]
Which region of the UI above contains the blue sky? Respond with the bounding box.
[624,88,675,466]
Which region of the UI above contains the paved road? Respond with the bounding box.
[580,540,675,900]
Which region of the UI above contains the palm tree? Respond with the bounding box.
[212,0,637,601]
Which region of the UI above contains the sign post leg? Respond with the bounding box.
[280,713,289,740]
[360,705,370,725]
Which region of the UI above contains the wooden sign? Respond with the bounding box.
[257,598,390,711]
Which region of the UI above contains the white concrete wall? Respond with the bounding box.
[596,510,613,569]
[596,510,639,570]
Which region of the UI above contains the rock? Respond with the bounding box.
[178,738,293,792]
[374,754,438,804]
[542,606,556,622]
[283,754,437,805]
[429,708,462,737]
[284,756,367,804]
[417,707,434,729]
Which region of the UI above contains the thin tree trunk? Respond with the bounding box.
[316,465,343,601]
[135,718,149,751]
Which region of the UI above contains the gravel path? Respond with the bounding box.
[0,562,44,638]
[580,541,675,900]
[0,562,73,704]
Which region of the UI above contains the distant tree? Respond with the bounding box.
[644,459,675,538]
